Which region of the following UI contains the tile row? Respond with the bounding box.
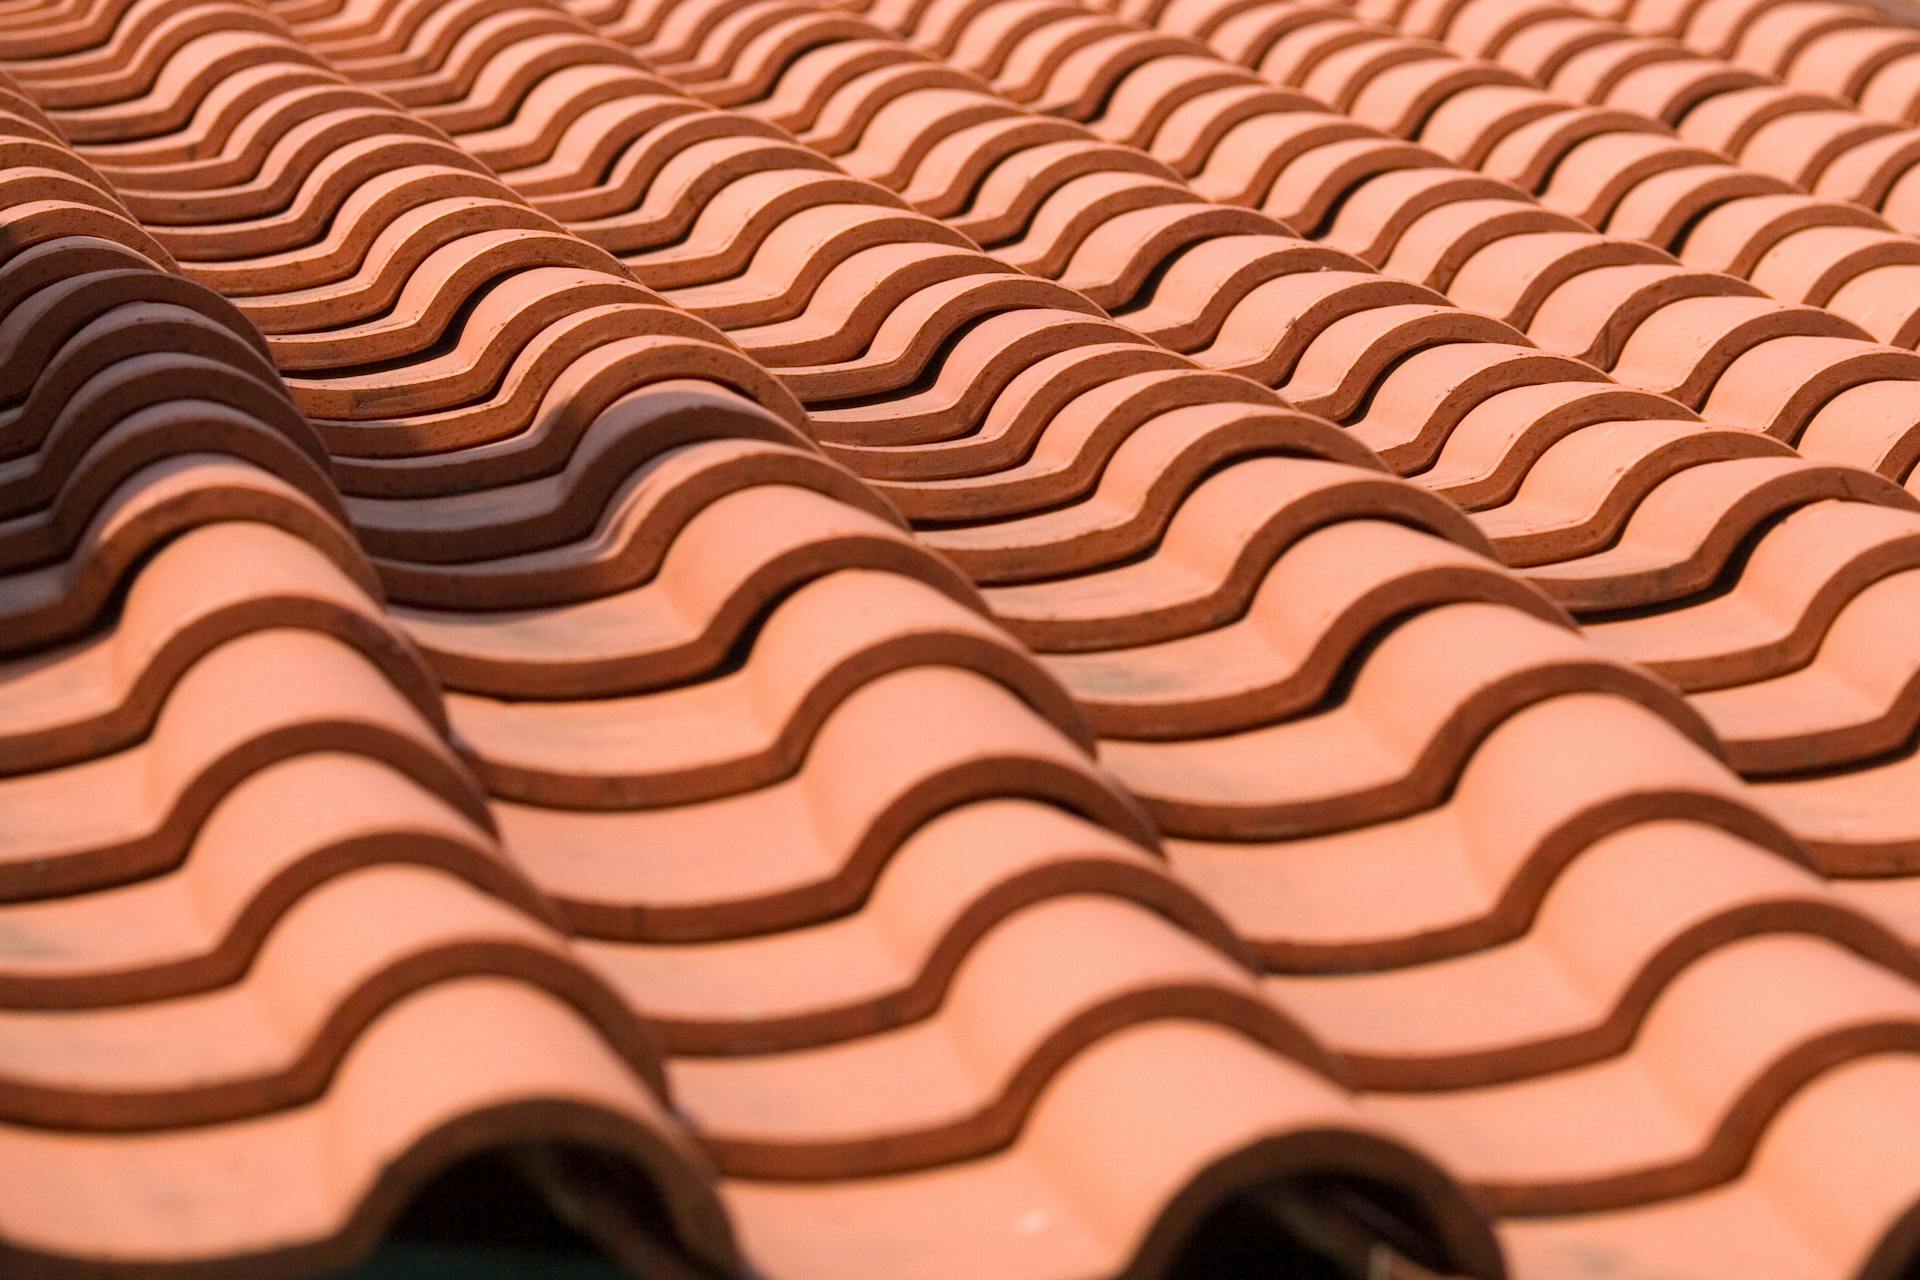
[1078,0,1920,358]
[1343,0,1920,242]
[0,87,742,1277]
[801,0,1920,899]
[1586,0,1920,127]
[838,0,1920,459]
[0,9,1512,1279]
[14,0,1920,1271]
[546,0,1920,898]
[224,0,1920,1271]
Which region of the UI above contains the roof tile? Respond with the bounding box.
[9,0,1920,1271]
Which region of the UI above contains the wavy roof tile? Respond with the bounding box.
[4,0,1920,1275]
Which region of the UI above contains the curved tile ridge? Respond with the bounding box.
[236,4,1517,1265]
[244,0,1920,1271]
[722,1020,1500,1280]
[1115,0,1920,362]
[287,0,1816,841]
[0,0,822,617]
[306,0,1902,870]
[1348,0,1920,244]
[445,0,1920,1262]
[853,0,1920,495]
[0,111,739,1277]
[1499,1051,1920,1280]
[1594,0,1920,128]
[837,0,1920,871]
[679,0,1920,885]
[0,979,737,1278]
[304,0,1920,634]
[15,1,1920,1278]
[742,0,1920,1267]
[303,0,1920,932]
[0,9,1524,1279]
[1360,932,1920,1212]
[268,0,1750,853]
[291,0,1920,990]
[814,0,1920,1166]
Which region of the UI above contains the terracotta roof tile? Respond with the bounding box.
[0,114,738,1277]
[274,0,1920,1266]
[0,2,1521,1276]
[8,0,1920,1272]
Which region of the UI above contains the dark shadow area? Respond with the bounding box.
[1165,1174,1457,1280]
[335,1245,625,1280]
[1164,1194,1350,1280]
[324,1149,646,1280]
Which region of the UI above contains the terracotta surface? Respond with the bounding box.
[7,0,1920,1274]
[788,0,1920,863]
[0,5,1499,1279]
[1600,0,1920,126]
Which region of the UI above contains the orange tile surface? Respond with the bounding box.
[4,0,1920,1275]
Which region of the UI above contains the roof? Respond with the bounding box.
[3,0,1920,1275]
